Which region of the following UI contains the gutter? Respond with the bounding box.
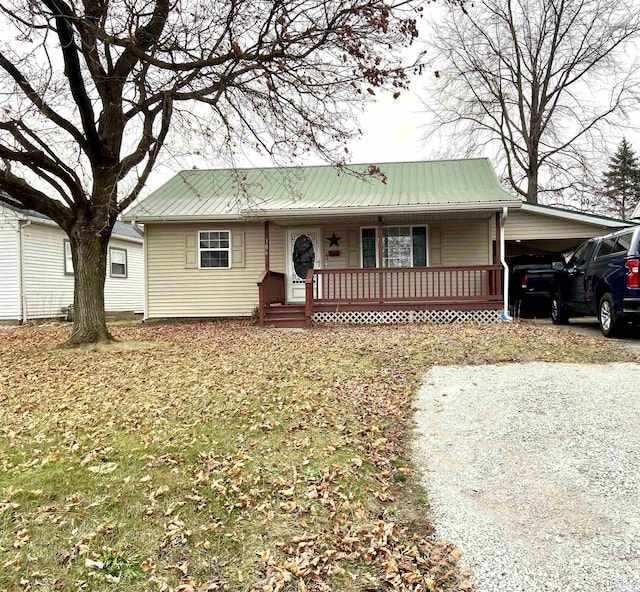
[22,215,143,244]
[124,200,523,223]
[500,207,512,322]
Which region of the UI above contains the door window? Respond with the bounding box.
[292,234,315,280]
[572,242,595,266]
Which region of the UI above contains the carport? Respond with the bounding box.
[503,203,632,257]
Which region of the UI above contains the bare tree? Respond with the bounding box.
[0,0,421,344]
[422,0,640,204]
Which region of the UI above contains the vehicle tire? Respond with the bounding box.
[551,293,568,325]
[598,293,619,338]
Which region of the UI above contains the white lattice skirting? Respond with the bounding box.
[311,309,502,324]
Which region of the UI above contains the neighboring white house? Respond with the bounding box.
[0,203,144,324]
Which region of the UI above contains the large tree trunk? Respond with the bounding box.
[66,222,114,346]
[526,165,539,204]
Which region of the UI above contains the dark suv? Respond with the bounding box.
[551,227,640,337]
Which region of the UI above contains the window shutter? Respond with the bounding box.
[185,233,197,269]
[429,226,441,266]
[347,230,360,267]
[231,231,245,268]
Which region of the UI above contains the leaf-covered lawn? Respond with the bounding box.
[0,321,635,592]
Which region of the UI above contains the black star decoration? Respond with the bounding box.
[327,232,341,247]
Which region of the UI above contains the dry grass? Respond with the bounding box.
[0,321,635,592]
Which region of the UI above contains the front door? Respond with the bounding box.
[287,228,322,302]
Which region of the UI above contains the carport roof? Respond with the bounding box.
[123,158,522,221]
[520,203,634,228]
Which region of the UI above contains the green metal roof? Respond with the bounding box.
[124,158,521,221]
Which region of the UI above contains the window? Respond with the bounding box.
[595,237,618,259]
[571,241,596,267]
[360,226,428,268]
[63,240,73,275]
[614,232,633,254]
[199,230,231,268]
[109,247,127,278]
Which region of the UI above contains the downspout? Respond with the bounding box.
[141,219,148,322]
[18,220,31,324]
[500,207,512,321]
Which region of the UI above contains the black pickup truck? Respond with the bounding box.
[509,254,565,317]
[551,227,640,336]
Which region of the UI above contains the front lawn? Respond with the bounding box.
[0,321,635,591]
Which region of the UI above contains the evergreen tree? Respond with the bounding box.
[602,138,640,220]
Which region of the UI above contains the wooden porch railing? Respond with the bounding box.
[305,265,502,319]
[256,270,285,325]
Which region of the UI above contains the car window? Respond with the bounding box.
[570,244,585,267]
[572,241,595,266]
[615,232,633,253]
[595,237,617,259]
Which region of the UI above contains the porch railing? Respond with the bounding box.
[257,270,285,325]
[305,265,502,317]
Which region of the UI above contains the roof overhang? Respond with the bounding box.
[124,200,522,223]
[19,213,143,244]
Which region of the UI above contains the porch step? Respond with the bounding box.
[263,305,307,328]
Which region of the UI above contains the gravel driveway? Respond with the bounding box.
[413,362,640,592]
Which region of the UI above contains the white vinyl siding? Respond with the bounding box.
[105,238,143,312]
[0,220,20,321]
[146,222,285,319]
[20,223,143,318]
[22,224,74,318]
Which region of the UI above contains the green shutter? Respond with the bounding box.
[412,227,427,267]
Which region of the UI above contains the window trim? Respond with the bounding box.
[360,225,429,269]
[63,239,74,275]
[109,247,128,278]
[198,230,232,270]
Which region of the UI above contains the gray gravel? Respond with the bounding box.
[413,362,640,592]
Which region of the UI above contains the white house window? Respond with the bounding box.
[361,226,427,268]
[199,230,231,268]
[63,240,74,275]
[110,247,127,278]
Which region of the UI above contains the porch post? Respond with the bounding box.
[494,212,501,264]
[494,212,501,296]
[377,216,384,301]
[264,220,270,270]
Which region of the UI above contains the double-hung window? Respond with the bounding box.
[361,226,427,268]
[63,240,74,275]
[109,247,127,278]
[199,230,231,269]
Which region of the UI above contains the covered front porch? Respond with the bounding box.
[256,212,508,328]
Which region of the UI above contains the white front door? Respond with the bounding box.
[286,228,322,302]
